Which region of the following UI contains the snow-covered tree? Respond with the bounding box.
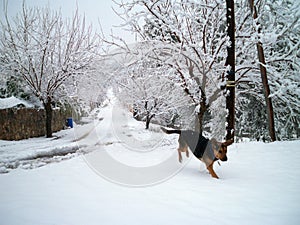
[108,0,230,137]
[235,0,300,140]
[113,52,193,129]
[0,3,100,137]
[264,0,300,139]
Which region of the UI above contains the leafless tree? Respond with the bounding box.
[0,2,100,137]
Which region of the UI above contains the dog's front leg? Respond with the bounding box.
[207,164,219,179]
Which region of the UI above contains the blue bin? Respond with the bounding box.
[66,118,73,128]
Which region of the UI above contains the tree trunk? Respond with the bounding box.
[145,114,155,129]
[256,43,276,141]
[249,0,276,142]
[196,111,204,135]
[44,99,53,138]
[225,0,235,141]
[195,95,207,135]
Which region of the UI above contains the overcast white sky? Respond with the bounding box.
[0,0,136,43]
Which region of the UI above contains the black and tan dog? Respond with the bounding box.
[161,127,233,179]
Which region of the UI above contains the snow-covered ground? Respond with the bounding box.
[0,98,300,225]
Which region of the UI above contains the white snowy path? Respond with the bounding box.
[0,102,300,225]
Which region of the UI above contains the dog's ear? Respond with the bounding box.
[222,139,234,147]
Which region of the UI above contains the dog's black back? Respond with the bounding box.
[181,130,209,158]
[161,128,209,158]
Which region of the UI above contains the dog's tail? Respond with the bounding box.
[161,127,181,135]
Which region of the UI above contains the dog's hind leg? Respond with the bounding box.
[177,136,187,163]
[178,150,183,163]
[185,145,189,158]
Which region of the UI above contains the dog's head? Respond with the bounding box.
[211,139,234,161]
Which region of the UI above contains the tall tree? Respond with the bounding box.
[225,0,235,141]
[0,3,99,137]
[248,0,276,141]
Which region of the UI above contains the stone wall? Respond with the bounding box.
[0,108,67,140]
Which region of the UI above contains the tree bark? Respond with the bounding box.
[44,98,53,138]
[249,0,276,141]
[225,0,235,141]
[196,94,208,135]
[145,114,155,129]
[256,42,276,141]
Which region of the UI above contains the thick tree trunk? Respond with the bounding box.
[249,0,276,142]
[225,0,235,141]
[145,114,155,129]
[44,99,53,138]
[196,111,204,135]
[195,95,208,135]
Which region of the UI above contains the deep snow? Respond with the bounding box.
[0,98,300,225]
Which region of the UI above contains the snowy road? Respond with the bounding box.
[1,141,300,225]
[0,101,300,225]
